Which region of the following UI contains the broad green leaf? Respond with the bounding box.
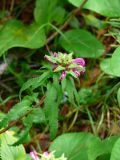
[88,135,119,160]
[110,137,120,160]
[68,0,120,17]
[49,132,99,160]
[117,88,120,107]
[59,29,105,58]
[0,132,26,160]
[100,47,120,77]
[100,58,114,76]
[0,20,46,57]
[110,47,120,77]
[68,0,84,7]
[34,0,65,25]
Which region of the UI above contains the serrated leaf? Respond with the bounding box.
[44,78,62,139]
[59,29,105,58]
[0,20,46,57]
[20,71,50,96]
[28,108,46,124]
[0,94,37,129]
[12,126,32,146]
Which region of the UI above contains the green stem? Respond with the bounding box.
[86,107,97,135]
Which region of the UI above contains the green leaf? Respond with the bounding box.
[88,135,119,160]
[59,29,105,58]
[68,0,120,17]
[110,47,120,77]
[100,47,120,77]
[28,108,46,124]
[117,88,120,107]
[34,0,65,25]
[0,20,46,57]
[49,132,99,160]
[20,71,50,96]
[68,0,84,8]
[44,79,62,139]
[66,77,79,107]
[0,94,37,129]
[110,137,120,160]
[0,132,26,160]
[100,58,114,76]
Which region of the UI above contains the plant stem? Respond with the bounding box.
[68,110,79,131]
[86,107,97,135]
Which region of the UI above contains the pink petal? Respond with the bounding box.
[53,52,58,57]
[43,152,49,158]
[30,151,39,160]
[72,58,85,66]
[59,71,66,81]
[52,64,58,71]
[72,68,80,77]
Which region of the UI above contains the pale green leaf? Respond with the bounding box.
[0,132,26,160]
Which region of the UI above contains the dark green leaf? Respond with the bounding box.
[59,29,105,58]
[34,0,65,25]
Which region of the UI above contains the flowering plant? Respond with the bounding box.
[44,52,85,80]
[30,151,67,160]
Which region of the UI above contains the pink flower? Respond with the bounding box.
[30,151,39,160]
[59,71,66,81]
[72,58,85,66]
[53,52,58,57]
[43,152,49,158]
[52,64,58,71]
[72,68,80,77]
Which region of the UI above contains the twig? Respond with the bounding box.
[46,0,88,44]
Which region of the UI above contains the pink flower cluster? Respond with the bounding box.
[44,52,85,81]
[30,151,39,160]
